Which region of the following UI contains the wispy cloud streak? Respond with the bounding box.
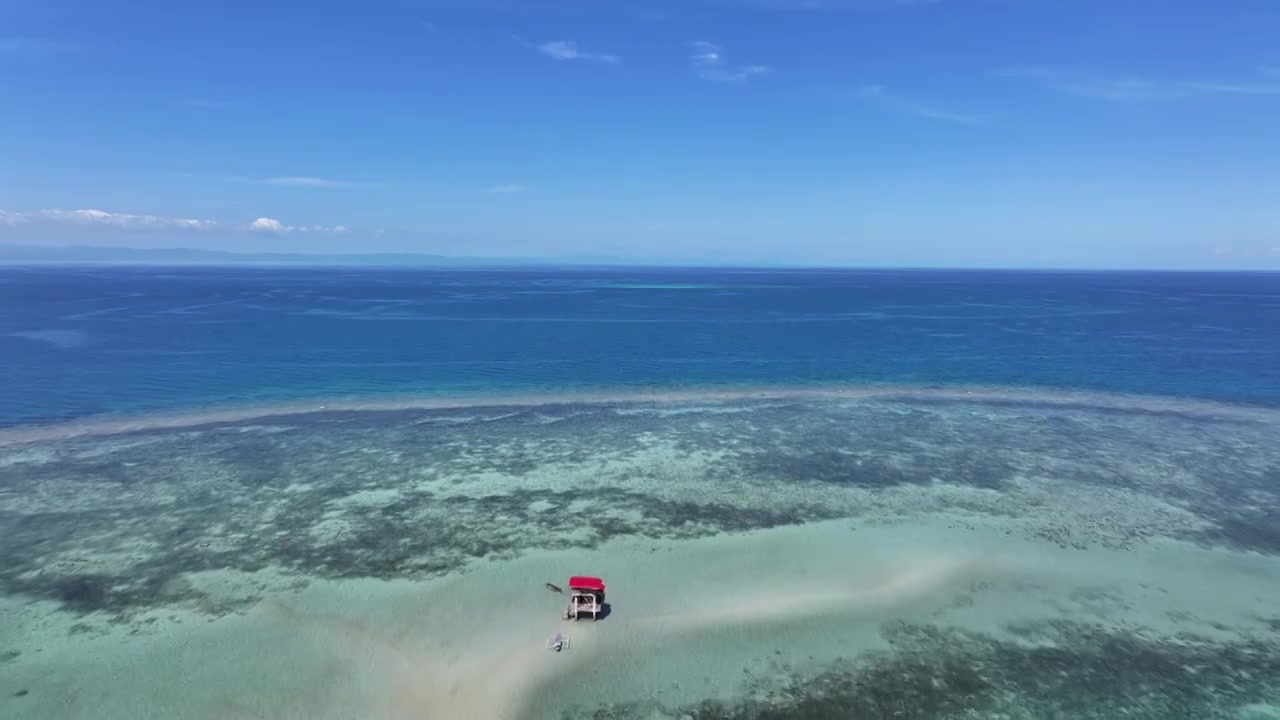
[689,41,772,83]
[854,85,992,126]
[537,41,619,64]
[0,208,347,234]
[996,68,1280,102]
[1181,81,1280,96]
[233,176,364,188]
[0,208,219,232]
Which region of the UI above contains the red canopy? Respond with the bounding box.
[568,576,605,592]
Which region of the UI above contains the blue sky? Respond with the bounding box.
[2,0,1279,268]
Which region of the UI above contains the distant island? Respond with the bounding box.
[0,243,635,267]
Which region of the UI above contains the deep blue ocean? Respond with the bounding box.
[1,266,1277,427]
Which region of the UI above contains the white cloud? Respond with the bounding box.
[689,41,772,83]
[854,85,992,126]
[485,184,527,194]
[295,224,349,234]
[240,215,345,233]
[690,40,722,65]
[243,217,347,234]
[995,68,1280,103]
[537,41,619,64]
[0,208,347,235]
[246,217,291,233]
[6,208,222,231]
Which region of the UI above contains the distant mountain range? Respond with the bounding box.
[0,243,634,267]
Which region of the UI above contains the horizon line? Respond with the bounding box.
[2,243,1278,273]
[0,260,1276,274]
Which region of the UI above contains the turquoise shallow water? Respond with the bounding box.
[2,267,1278,427]
[2,392,1280,718]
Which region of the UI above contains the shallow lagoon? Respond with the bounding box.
[2,388,1279,719]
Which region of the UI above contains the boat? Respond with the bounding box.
[563,575,606,621]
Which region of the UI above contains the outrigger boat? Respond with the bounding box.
[563,575,606,621]
[547,575,607,651]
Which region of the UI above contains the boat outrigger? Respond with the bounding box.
[563,575,606,621]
